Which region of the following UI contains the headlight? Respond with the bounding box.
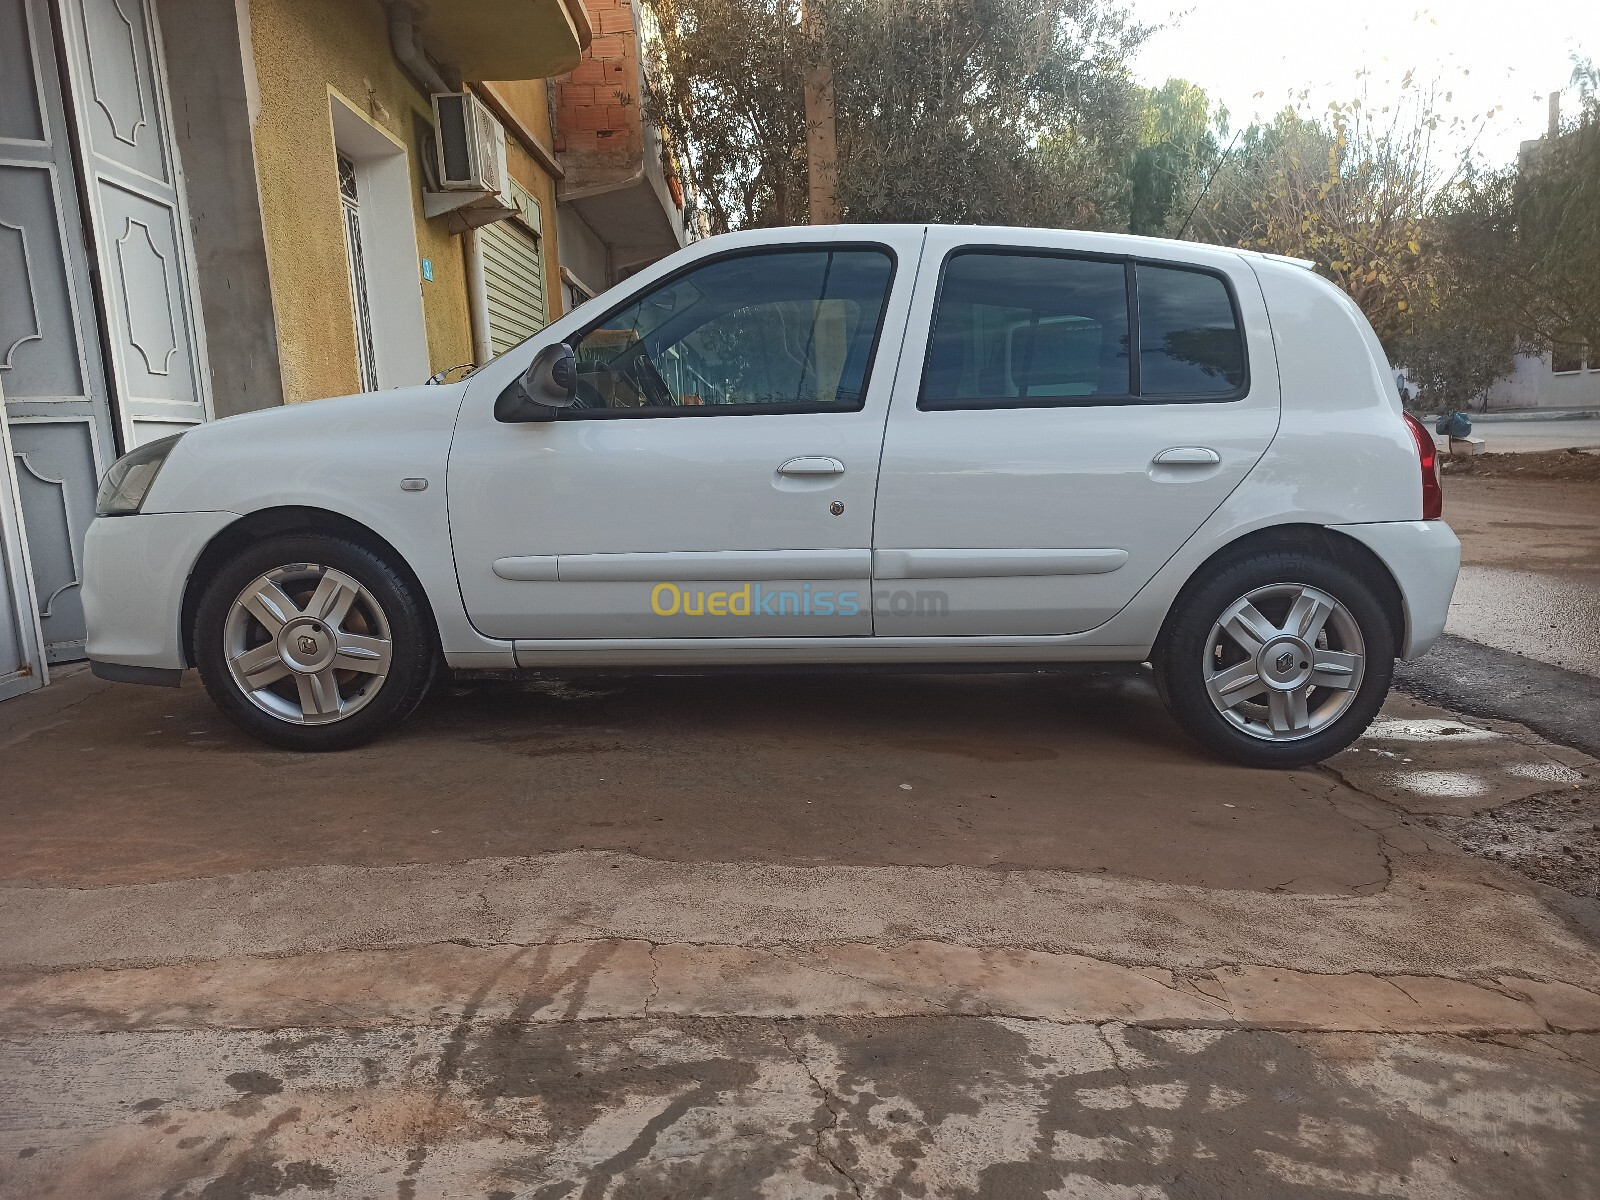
[95,433,185,516]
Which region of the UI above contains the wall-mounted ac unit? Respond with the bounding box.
[432,91,509,196]
[425,91,515,229]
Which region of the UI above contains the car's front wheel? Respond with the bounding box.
[1155,549,1395,768]
[194,534,435,750]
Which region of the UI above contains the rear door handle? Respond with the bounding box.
[1152,447,1221,466]
[777,457,845,476]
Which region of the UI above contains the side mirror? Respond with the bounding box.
[495,342,578,423]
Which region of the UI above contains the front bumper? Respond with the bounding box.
[82,510,239,672]
[1330,520,1461,660]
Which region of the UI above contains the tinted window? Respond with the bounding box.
[920,253,1131,408]
[1136,265,1245,395]
[567,249,894,413]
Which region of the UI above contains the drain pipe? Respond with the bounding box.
[387,0,451,97]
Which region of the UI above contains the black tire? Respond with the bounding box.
[1154,548,1396,769]
[194,534,435,751]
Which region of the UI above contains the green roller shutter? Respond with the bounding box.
[480,183,546,355]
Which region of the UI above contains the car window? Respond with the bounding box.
[920,252,1131,409]
[1136,264,1246,396]
[566,248,895,414]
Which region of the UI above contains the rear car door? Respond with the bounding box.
[447,234,914,640]
[871,228,1280,636]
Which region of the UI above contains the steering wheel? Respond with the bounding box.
[631,354,678,407]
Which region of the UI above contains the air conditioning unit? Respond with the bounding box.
[432,91,508,196]
[424,92,515,230]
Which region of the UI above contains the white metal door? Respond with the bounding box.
[0,0,120,664]
[0,379,48,700]
[56,0,210,447]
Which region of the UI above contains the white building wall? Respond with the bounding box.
[1488,351,1600,411]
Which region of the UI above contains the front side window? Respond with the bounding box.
[566,248,895,414]
[921,252,1131,408]
[919,250,1247,408]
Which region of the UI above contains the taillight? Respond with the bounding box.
[1402,412,1443,520]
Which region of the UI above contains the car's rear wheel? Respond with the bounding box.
[1155,549,1395,768]
[194,534,434,750]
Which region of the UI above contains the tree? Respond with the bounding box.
[1182,77,1493,348]
[1127,78,1220,236]
[1435,59,1600,354]
[644,0,1151,232]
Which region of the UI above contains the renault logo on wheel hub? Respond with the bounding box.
[1275,650,1295,673]
[297,635,319,655]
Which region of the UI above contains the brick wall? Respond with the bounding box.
[551,0,642,160]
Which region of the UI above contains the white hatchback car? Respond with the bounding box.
[84,225,1459,767]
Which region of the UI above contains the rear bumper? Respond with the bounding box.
[83,510,239,671]
[1329,520,1461,659]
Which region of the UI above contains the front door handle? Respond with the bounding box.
[1152,446,1221,466]
[778,457,845,476]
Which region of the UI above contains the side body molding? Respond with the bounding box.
[874,548,1129,579]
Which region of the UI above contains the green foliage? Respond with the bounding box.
[644,0,1150,231]
[1127,78,1220,235]
[1434,61,1600,353]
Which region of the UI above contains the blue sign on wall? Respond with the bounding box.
[420,258,434,282]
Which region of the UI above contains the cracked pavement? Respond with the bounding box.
[1,666,1598,1198]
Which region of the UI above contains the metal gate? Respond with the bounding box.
[479,183,548,356]
[0,0,208,671]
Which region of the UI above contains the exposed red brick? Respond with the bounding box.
[605,104,630,127]
[596,9,633,34]
[574,105,610,132]
[569,60,609,86]
[590,34,625,59]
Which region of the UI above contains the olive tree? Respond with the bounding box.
[644,0,1150,231]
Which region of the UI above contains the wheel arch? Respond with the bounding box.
[180,506,440,666]
[1154,523,1406,658]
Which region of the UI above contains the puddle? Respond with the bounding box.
[1363,718,1501,744]
[1389,770,1490,798]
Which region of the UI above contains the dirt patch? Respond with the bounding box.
[1428,787,1600,901]
[1442,447,1600,482]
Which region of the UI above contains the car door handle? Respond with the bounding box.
[1152,447,1221,466]
[777,457,845,476]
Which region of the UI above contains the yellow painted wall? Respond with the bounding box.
[248,0,473,402]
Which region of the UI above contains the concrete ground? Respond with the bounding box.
[2,660,1598,1198]
[1444,476,1600,678]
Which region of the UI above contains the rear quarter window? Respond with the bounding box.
[1136,264,1246,397]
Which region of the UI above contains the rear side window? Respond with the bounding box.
[920,253,1131,408]
[918,250,1246,409]
[1137,264,1246,396]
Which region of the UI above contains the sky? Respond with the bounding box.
[1126,0,1596,165]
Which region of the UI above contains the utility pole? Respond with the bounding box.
[801,0,839,224]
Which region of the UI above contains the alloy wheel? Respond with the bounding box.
[1202,582,1366,742]
[222,563,393,725]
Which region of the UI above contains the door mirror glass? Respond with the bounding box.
[495,342,578,422]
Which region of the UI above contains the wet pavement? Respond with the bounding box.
[1444,477,1600,678]
[1,665,1597,1198]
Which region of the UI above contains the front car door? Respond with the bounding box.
[448,231,917,641]
[872,227,1280,637]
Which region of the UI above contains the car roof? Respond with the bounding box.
[696,223,1314,271]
